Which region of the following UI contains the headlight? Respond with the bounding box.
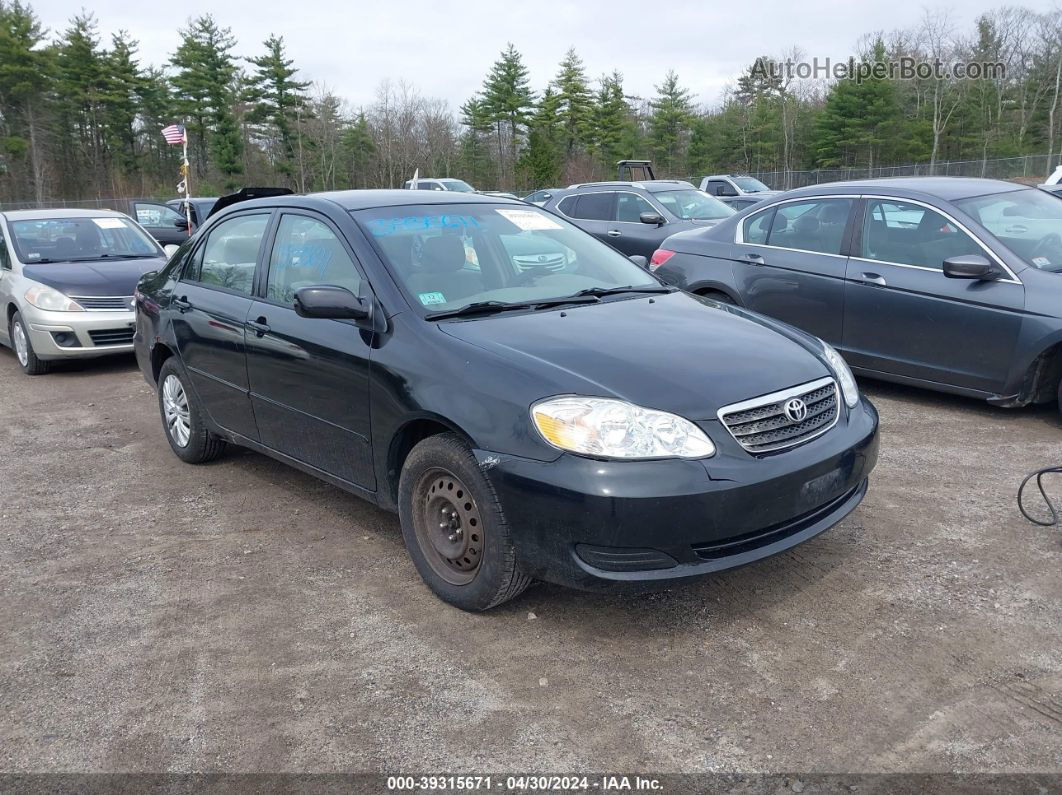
[24,285,84,312]
[821,342,859,408]
[531,396,715,459]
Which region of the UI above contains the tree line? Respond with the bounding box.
[0,1,1060,204]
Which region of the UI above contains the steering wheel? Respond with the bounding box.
[1032,232,1062,264]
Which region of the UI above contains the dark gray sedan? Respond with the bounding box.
[651,177,1062,410]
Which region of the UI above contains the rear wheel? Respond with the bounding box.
[157,357,227,464]
[398,433,532,610]
[9,311,50,375]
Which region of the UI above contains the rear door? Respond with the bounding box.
[842,197,1024,393]
[607,191,666,257]
[170,211,271,440]
[556,192,614,247]
[730,197,856,345]
[244,210,376,489]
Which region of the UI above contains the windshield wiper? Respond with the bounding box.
[425,300,536,320]
[64,254,153,262]
[570,284,674,299]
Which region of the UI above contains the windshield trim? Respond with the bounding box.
[8,215,163,265]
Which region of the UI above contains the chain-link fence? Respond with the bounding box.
[0,196,173,212]
[745,153,1060,191]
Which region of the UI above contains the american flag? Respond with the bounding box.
[161,124,186,145]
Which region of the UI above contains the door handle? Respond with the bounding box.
[246,317,271,337]
[859,272,887,287]
[739,253,765,265]
[172,296,192,312]
[1005,224,1028,234]
[607,230,622,237]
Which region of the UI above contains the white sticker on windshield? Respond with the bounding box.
[1033,256,1052,267]
[93,218,125,229]
[495,209,562,231]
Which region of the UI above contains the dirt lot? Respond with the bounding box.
[1,348,1061,775]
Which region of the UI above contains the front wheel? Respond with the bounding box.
[9,311,51,375]
[157,357,227,464]
[697,289,735,306]
[398,433,532,611]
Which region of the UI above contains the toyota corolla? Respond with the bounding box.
[134,190,879,611]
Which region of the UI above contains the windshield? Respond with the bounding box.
[440,180,476,193]
[955,188,1062,272]
[654,190,734,221]
[356,203,659,314]
[733,177,770,193]
[10,216,160,263]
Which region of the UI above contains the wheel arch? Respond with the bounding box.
[149,341,176,384]
[689,282,742,305]
[1012,336,1062,406]
[384,414,477,510]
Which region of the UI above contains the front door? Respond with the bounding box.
[132,201,188,245]
[170,212,271,440]
[842,198,1024,393]
[730,197,855,346]
[244,211,376,489]
[607,192,666,257]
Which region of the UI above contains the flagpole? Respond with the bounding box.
[182,132,193,232]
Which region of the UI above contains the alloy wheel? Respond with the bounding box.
[412,467,484,586]
[12,320,28,367]
[161,374,191,448]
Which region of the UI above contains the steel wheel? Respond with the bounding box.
[412,467,484,586]
[12,320,28,367]
[161,373,191,448]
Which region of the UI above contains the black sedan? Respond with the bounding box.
[134,190,878,610]
[651,177,1062,411]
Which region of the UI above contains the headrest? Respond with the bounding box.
[820,204,848,224]
[223,236,261,264]
[420,235,466,273]
[770,215,788,233]
[793,214,820,234]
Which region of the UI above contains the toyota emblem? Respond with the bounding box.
[783,398,808,423]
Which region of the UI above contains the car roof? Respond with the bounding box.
[565,180,694,193]
[212,189,525,215]
[1,208,131,221]
[783,177,1028,202]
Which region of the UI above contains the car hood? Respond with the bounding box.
[23,258,167,297]
[438,291,830,420]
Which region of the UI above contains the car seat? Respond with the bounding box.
[405,235,483,304]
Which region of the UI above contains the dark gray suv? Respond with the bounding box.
[542,180,733,259]
[651,177,1062,411]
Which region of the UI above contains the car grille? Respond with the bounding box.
[88,328,135,346]
[718,377,839,454]
[72,295,132,311]
[513,253,566,272]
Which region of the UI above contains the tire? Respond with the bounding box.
[697,289,735,306]
[398,433,532,611]
[9,311,51,375]
[157,357,227,464]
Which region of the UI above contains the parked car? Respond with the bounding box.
[133,190,878,610]
[523,188,565,207]
[651,176,1062,410]
[541,180,734,258]
[403,178,477,193]
[0,209,168,374]
[699,174,781,202]
[166,197,219,232]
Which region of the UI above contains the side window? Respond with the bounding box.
[267,214,362,305]
[615,193,657,222]
[571,192,613,221]
[766,199,852,255]
[744,209,774,244]
[183,213,269,295]
[862,200,982,269]
[134,202,184,228]
[557,195,579,217]
[705,181,724,196]
[0,231,9,269]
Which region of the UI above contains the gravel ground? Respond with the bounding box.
[1,348,1061,775]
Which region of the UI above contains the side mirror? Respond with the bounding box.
[294,285,370,320]
[943,254,999,280]
[639,212,666,226]
[174,218,189,230]
[163,244,180,257]
[629,255,648,268]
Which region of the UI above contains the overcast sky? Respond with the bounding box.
[29,0,1060,112]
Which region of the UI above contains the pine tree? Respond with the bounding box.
[171,15,243,188]
[552,47,593,156]
[648,70,694,175]
[481,43,534,189]
[459,95,494,186]
[591,71,631,172]
[102,32,142,180]
[56,14,109,195]
[519,87,563,188]
[245,34,310,184]
[340,112,375,188]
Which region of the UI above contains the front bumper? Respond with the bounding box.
[477,398,879,591]
[21,304,136,360]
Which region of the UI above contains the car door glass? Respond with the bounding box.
[744,208,774,244]
[186,214,268,294]
[572,192,613,221]
[862,200,981,269]
[135,202,184,228]
[615,193,657,222]
[765,199,852,255]
[0,234,10,269]
[267,215,362,304]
